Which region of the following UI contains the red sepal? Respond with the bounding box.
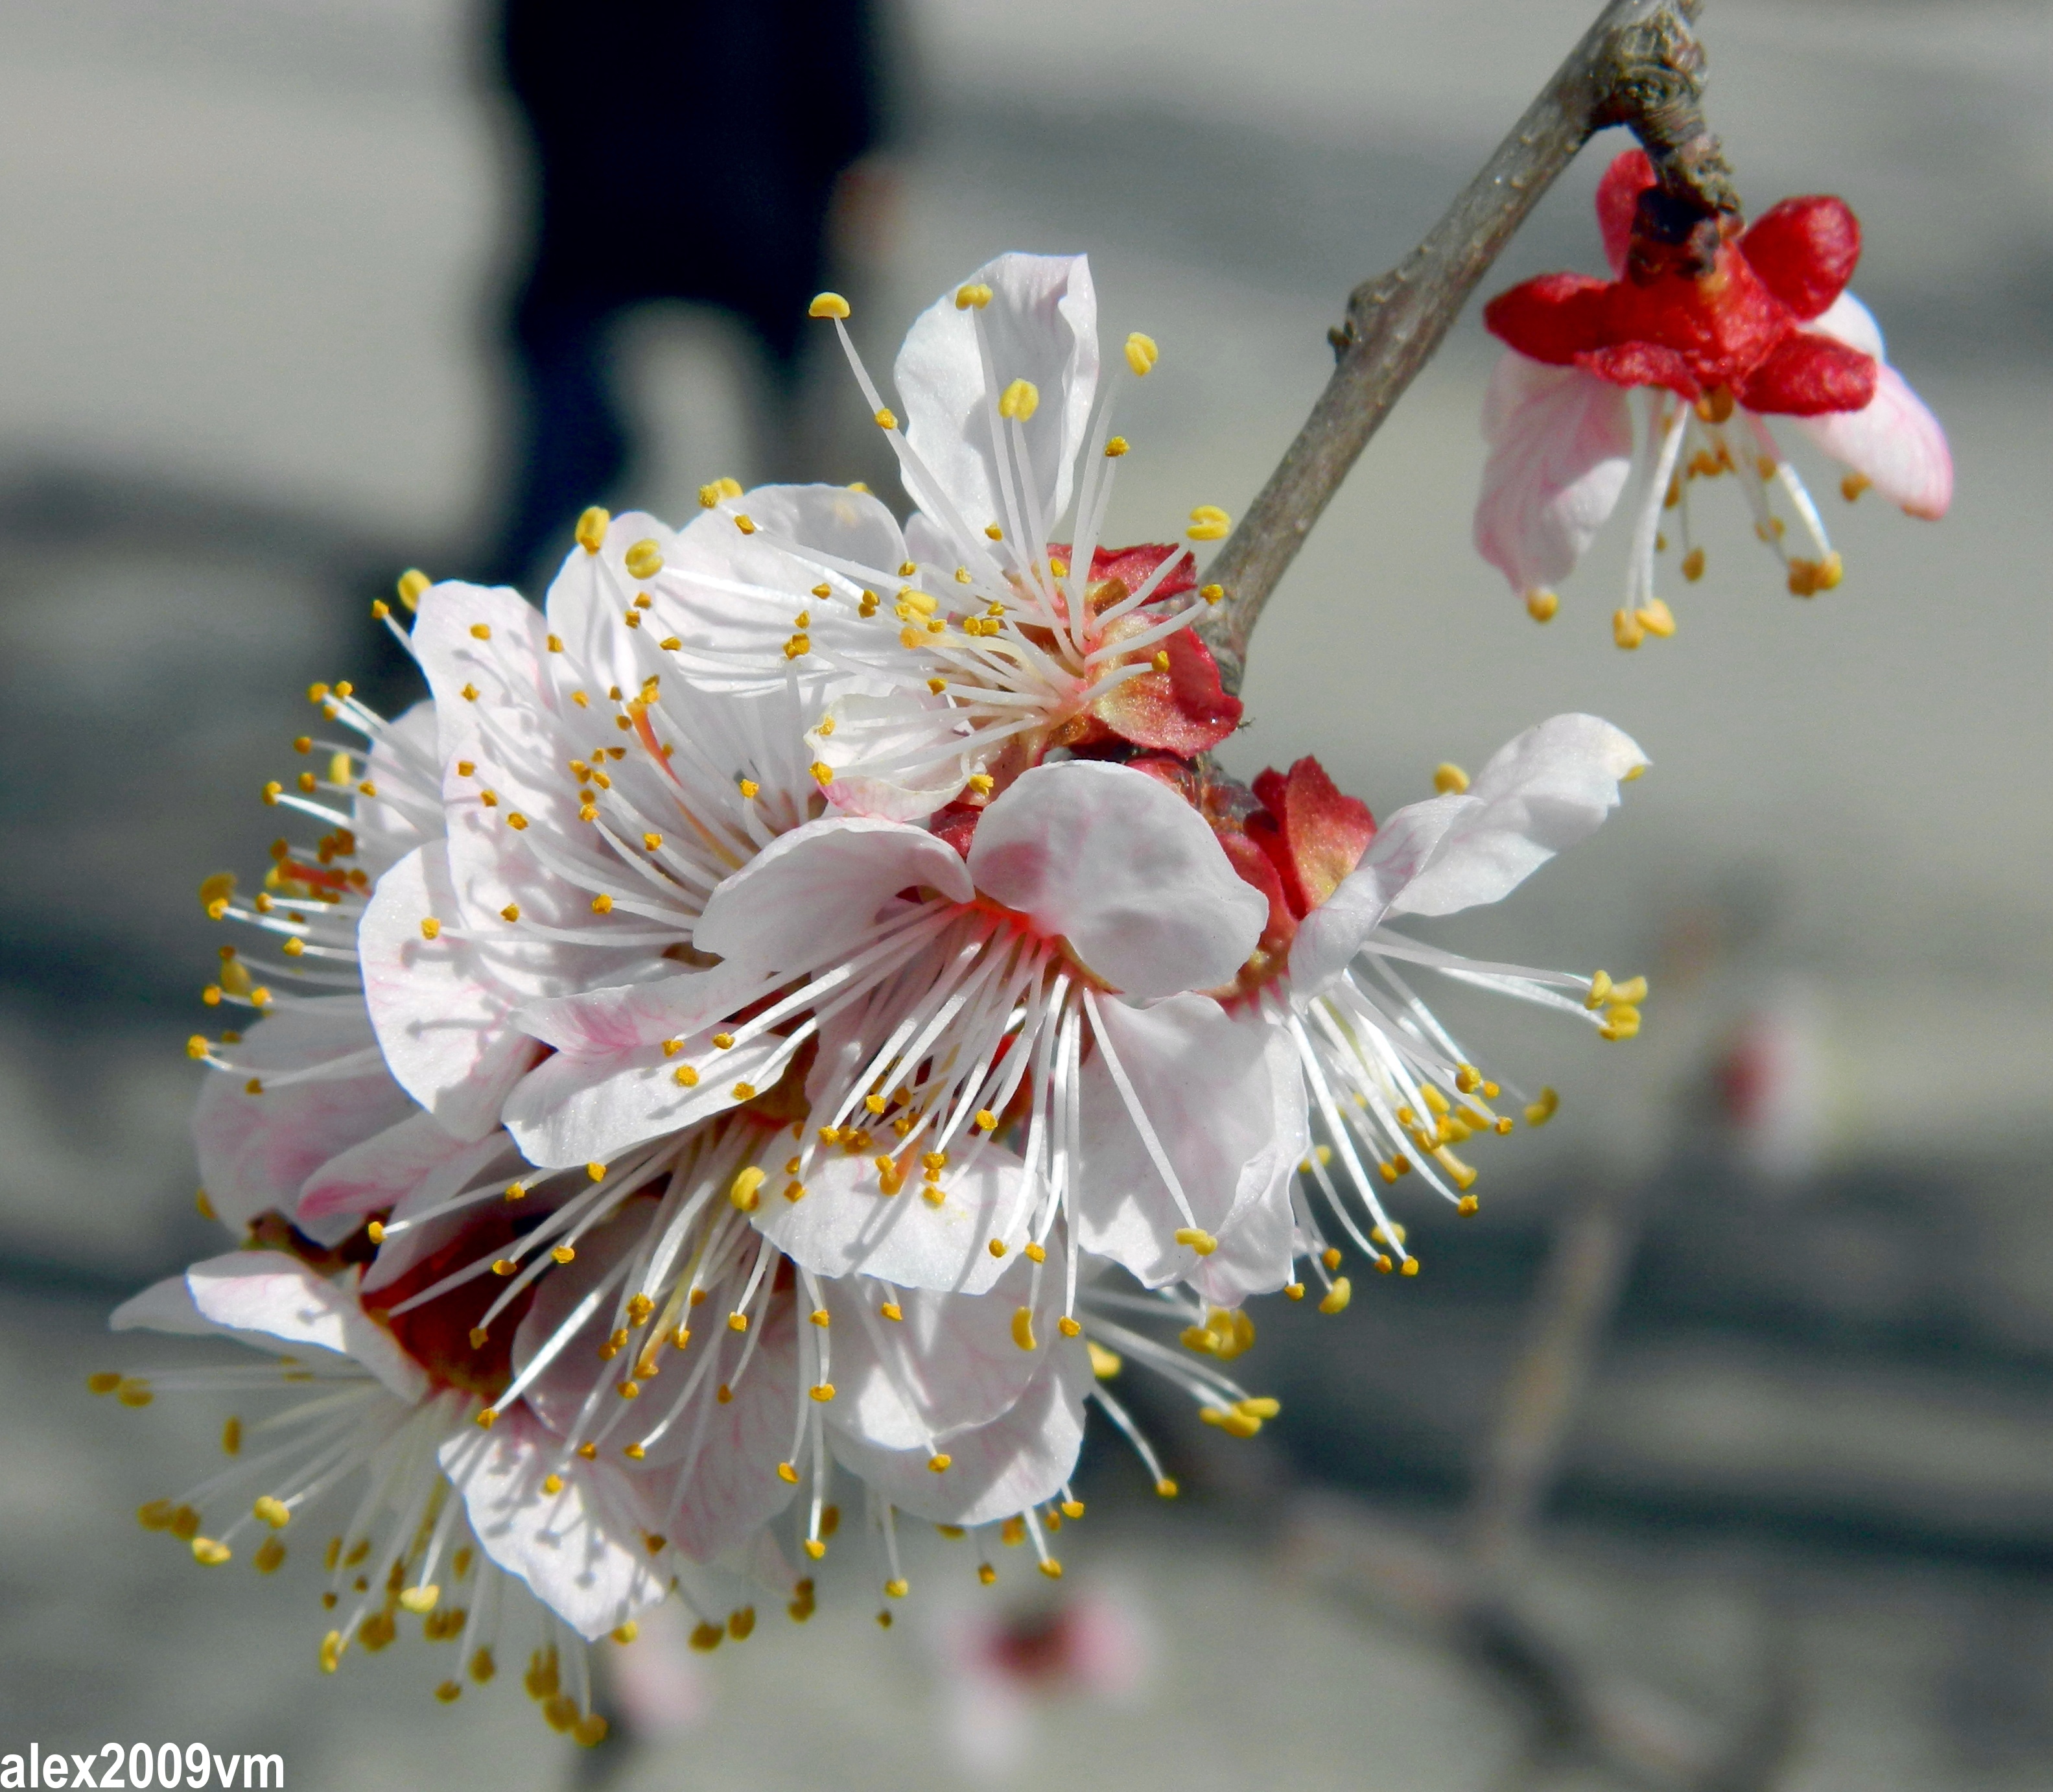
[1088,626,1243,756]
[1574,341,1702,400]
[1046,542,1198,605]
[1247,757,1376,918]
[1483,272,1613,365]
[926,802,983,858]
[1596,148,1657,276]
[1735,330,1877,417]
[1740,196,1861,320]
[1217,829,1297,956]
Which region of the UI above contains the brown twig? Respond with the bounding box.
[1198,0,1736,692]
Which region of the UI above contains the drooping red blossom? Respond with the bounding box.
[1484,150,1877,417]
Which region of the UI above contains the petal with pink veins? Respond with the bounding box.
[968,762,1265,998]
[1792,361,1953,519]
[298,1108,497,1227]
[440,1406,669,1638]
[896,252,1099,536]
[192,999,416,1236]
[113,1251,428,1403]
[1473,352,1634,602]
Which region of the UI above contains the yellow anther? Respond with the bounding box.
[1011,1306,1037,1352]
[623,538,663,580]
[1433,762,1470,796]
[1682,546,1707,582]
[808,1384,835,1404]
[1319,1277,1353,1315]
[729,1166,765,1212]
[884,1577,909,1599]
[1599,1004,1641,1041]
[1584,970,1613,1009]
[727,1312,749,1333]
[974,1108,999,1131]
[784,633,810,659]
[777,1461,799,1485]
[398,1583,440,1614]
[1101,436,1130,459]
[506,812,529,829]
[1124,331,1160,377]
[1180,1325,1219,1355]
[261,780,283,805]
[808,291,851,320]
[476,1406,500,1426]
[873,407,897,430]
[1840,471,1871,502]
[1458,1194,1480,1216]
[880,1301,902,1322]
[810,760,834,786]
[954,283,992,309]
[250,1486,296,1527]
[1024,1242,1047,1264]
[998,378,1040,421]
[1636,597,1677,637]
[1613,607,1646,650]
[967,773,995,796]
[1187,504,1230,540]
[987,1238,1007,1258]
[1056,1315,1081,1338]
[736,777,760,801]
[734,513,757,535]
[575,507,611,554]
[673,1063,699,1087]
[1038,1559,1064,1580]
[589,893,613,914]
[191,1537,232,1566]
[419,917,441,940]
[551,1245,576,1264]
[1422,1083,1452,1117]
[732,1081,757,1100]
[928,1454,952,1473]
[1173,1227,1217,1256]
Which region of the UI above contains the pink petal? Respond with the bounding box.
[115,1250,428,1402]
[440,1408,670,1638]
[191,1000,415,1234]
[298,1109,491,1225]
[1473,352,1634,600]
[968,762,1265,998]
[1791,362,1953,520]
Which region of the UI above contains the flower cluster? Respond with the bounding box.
[1475,150,1951,644]
[95,253,1649,1736]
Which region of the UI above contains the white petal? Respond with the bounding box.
[543,510,683,694]
[115,1251,428,1402]
[513,961,773,1059]
[825,1338,1091,1528]
[359,842,545,1141]
[692,815,972,969]
[812,689,970,821]
[1072,993,1282,1287]
[1387,713,1648,919]
[968,762,1264,998]
[354,698,441,880]
[1188,1026,1311,1305]
[1791,362,1953,520]
[1805,289,1885,360]
[502,1028,788,1168]
[441,1408,668,1639]
[896,253,1099,535]
[753,1147,1031,1295]
[1288,796,1479,997]
[821,1250,1061,1452]
[1473,352,1634,598]
[192,1000,416,1234]
[298,1109,493,1228]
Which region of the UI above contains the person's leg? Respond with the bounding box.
[487,279,631,586]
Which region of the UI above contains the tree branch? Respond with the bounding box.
[1198,0,1735,692]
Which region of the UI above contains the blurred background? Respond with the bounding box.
[1,0,2048,1786]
